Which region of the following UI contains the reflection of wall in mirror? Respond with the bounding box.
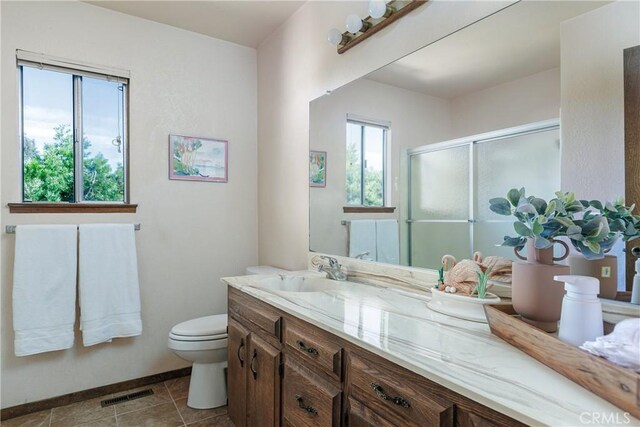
[309,78,450,259]
[560,0,640,292]
[310,69,561,264]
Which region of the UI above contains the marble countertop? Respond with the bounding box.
[222,272,639,427]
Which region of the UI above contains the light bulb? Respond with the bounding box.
[346,14,364,34]
[327,28,344,46]
[368,0,388,19]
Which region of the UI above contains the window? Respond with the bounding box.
[18,56,129,204]
[346,120,387,207]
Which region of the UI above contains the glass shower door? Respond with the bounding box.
[408,145,470,269]
[473,127,561,260]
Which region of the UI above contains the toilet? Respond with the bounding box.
[168,266,288,409]
[168,315,228,409]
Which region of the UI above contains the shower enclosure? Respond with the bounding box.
[406,120,561,269]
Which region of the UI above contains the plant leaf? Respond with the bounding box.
[507,189,521,207]
[514,221,533,237]
[532,219,544,236]
[585,240,601,255]
[489,198,512,216]
[516,198,537,215]
[534,236,551,249]
[501,236,526,248]
[589,200,603,211]
[554,216,575,228]
[530,198,547,214]
[567,225,584,241]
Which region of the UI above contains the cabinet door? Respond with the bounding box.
[346,397,395,427]
[247,333,281,427]
[228,318,250,427]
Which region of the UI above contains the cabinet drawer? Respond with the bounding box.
[229,288,282,341]
[282,359,341,427]
[347,351,454,427]
[284,321,342,380]
[346,397,396,427]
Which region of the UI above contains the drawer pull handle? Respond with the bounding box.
[296,340,320,356]
[295,395,318,416]
[250,349,258,380]
[371,383,411,408]
[237,338,245,367]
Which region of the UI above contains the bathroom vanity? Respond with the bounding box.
[223,270,638,427]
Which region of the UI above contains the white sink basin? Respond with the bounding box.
[252,276,343,293]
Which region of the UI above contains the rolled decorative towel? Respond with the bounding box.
[580,318,640,371]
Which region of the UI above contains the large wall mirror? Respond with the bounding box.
[309,0,640,300]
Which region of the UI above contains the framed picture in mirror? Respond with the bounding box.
[310,150,327,188]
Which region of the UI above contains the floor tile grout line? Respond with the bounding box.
[166,381,187,426]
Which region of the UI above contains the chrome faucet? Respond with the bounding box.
[318,256,347,281]
[354,251,370,260]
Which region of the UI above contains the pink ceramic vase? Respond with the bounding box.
[511,238,570,332]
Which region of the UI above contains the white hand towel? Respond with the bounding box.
[79,224,142,346]
[348,220,377,261]
[13,225,77,356]
[376,219,400,264]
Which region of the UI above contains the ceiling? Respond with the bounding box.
[366,1,609,99]
[86,1,305,48]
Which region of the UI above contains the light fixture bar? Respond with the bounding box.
[336,1,427,54]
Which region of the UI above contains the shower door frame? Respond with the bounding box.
[406,119,560,266]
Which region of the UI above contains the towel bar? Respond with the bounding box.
[5,224,141,234]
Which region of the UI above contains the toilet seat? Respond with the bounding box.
[171,315,227,337]
[169,332,226,342]
[168,336,228,352]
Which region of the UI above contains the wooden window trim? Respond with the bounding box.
[343,206,396,214]
[8,203,137,214]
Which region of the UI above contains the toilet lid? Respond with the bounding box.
[171,315,227,337]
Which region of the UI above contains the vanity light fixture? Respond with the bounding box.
[327,0,427,54]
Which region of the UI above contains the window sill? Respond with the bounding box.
[343,206,396,213]
[8,203,138,214]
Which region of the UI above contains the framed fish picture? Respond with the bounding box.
[169,134,228,182]
[309,150,326,187]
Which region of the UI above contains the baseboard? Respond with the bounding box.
[1,366,192,421]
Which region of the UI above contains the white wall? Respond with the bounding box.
[560,0,640,201]
[309,78,451,258]
[450,68,560,138]
[257,0,516,270]
[1,2,257,407]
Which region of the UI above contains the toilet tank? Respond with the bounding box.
[245,265,289,275]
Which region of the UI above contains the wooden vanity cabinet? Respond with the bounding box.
[227,287,525,427]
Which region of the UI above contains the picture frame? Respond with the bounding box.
[169,134,228,182]
[309,150,326,187]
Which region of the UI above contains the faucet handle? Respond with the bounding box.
[320,255,339,268]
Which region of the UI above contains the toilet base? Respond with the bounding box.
[187,361,228,409]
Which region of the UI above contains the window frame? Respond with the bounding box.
[15,55,133,212]
[345,118,388,207]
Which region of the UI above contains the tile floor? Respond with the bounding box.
[2,376,233,427]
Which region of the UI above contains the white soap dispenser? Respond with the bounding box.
[554,275,603,346]
[631,247,640,305]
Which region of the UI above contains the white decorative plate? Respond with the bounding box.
[428,287,501,323]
